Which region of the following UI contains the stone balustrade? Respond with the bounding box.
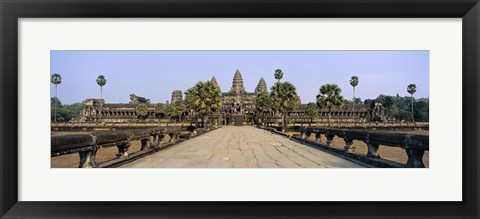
[50,122,196,132]
[51,127,206,168]
[260,119,428,129]
[298,126,429,168]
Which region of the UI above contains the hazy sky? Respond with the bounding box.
[51,51,429,105]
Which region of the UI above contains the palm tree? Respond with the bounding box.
[274,69,283,82]
[255,91,271,126]
[96,75,107,121]
[270,81,298,132]
[407,84,417,122]
[316,84,344,126]
[155,103,166,118]
[349,76,359,119]
[96,75,107,100]
[185,81,222,127]
[383,95,395,119]
[173,99,187,123]
[135,103,148,120]
[304,102,319,126]
[164,104,175,122]
[184,87,198,126]
[51,73,62,122]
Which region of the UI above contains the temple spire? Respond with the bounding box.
[211,76,221,91]
[233,69,243,81]
[230,69,245,94]
[255,77,267,93]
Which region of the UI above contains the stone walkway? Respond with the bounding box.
[120,126,367,168]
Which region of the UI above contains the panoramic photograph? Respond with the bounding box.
[50,51,429,168]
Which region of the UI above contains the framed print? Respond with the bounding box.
[1,0,479,218]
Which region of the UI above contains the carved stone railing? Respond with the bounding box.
[51,122,194,131]
[51,127,208,168]
[298,126,429,168]
[259,120,428,131]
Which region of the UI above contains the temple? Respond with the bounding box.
[76,69,389,123]
[218,69,258,124]
[171,90,182,104]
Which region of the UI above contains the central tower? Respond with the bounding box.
[230,69,246,95]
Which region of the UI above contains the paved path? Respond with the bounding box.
[120,126,366,168]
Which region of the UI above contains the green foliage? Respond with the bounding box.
[384,96,395,110]
[51,97,62,107]
[51,73,62,85]
[51,73,62,122]
[96,75,107,87]
[316,84,344,111]
[316,84,344,125]
[270,81,298,131]
[375,94,429,122]
[270,82,298,114]
[155,103,174,119]
[304,102,319,122]
[274,69,284,82]
[164,104,175,117]
[135,103,148,117]
[354,97,362,104]
[414,98,429,122]
[173,100,187,117]
[343,98,362,105]
[185,81,223,118]
[407,84,417,122]
[376,94,395,116]
[155,103,166,114]
[407,84,417,95]
[350,76,359,87]
[50,98,82,121]
[155,103,167,115]
[255,91,271,114]
[184,87,196,109]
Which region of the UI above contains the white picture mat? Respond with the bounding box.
[18,18,462,201]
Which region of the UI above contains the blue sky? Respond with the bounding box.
[51,51,429,105]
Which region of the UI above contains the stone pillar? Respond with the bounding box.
[78,147,98,168]
[315,132,321,143]
[168,132,178,142]
[325,132,335,146]
[343,136,355,152]
[305,131,311,140]
[366,143,380,158]
[157,134,166,145]
[299,129,305,139]
[152,134,158,144]
[140,138,151,150]
[116,142,130,158]
[405,148,425,168]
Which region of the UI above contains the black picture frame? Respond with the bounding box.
[1,0,479,218]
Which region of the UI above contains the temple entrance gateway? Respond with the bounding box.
[234,115,243,126]
[213,69,267,126]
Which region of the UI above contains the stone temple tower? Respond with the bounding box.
[211,76,221,91]
[171,90,182,104]
[255,77,267,93]
[230,69,246,95]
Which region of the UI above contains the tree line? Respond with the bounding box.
[51,74,107,122]
[50,97,83,121]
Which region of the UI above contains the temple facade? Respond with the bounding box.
[76,69,389,124]
[216,69,264,124]
[78,94,157,122]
